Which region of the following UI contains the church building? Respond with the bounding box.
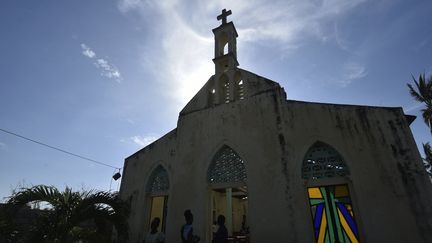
[119,9,432,243]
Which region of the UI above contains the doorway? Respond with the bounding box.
[145,165,170,235]
[149,195,168,233]
[210,186,249,242]
[207,145,249,242]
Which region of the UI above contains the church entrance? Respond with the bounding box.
[210,186,249,242]
[207,146,249,242]
[149,196,168,232]
[146,165,170,234]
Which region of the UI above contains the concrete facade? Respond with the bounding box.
[119,10,432,243]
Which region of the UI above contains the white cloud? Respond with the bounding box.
[404,103,424,113]
[340,62,367,87]
[130,135,158,147]
[118,0,148,12]
[125,118,135,124]
[80,43,96,58]
[333,22,350,51]
[213,0,368,44]
[345,62,367,79]
[80,43,123,83]
[117,0,369,108]
[94,58,122,82]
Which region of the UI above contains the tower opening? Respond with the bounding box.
[219,74,230,104]
[234,72,245,100]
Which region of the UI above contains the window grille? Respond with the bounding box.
[237,80,244,100]
[208,146,246,184]
[224,81,230,103]
[146,165,170,193]
[302,142,350,179]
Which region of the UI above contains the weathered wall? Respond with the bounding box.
[169,87,291,243]
[180,69,280,115]
[280,100,432,242]
[119,130,178,242]
[120,82,432,243]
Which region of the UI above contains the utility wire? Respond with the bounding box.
[0,128,121,170]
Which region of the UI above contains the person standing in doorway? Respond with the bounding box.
[240,214,249,234]
[143,217,165,243]
[212,215,228,243]
[181,209,200,243]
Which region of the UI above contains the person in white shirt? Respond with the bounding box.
[143,217,165,243]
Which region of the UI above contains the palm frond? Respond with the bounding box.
[423,143,432,165]
[8,185,62,208]
[421,105,432,133]
[5,185,129,242]
[74,191,129,239]
[407,82,425,103]
[407,73,432,104]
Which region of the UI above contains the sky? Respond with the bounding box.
[1,0,432,201]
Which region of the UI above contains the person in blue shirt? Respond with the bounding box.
[181,209,200,243]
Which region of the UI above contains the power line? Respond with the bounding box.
[0,128,121,170]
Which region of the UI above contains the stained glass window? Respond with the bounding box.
[308,184,360,243]
[208,146,246,184]
[302,142,350,179]
[146,165,169,194]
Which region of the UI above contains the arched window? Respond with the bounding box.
[301,141,350,180]
[146,165,169,193]
[219,75,230,104]
[208,87,216,107]
[234,72,245,100]
[146,165,169,233]
[207,146,248,238]
[207,145,246,184]
[217,32,229,56]
[302,142,360,243]
[223,43,229,55]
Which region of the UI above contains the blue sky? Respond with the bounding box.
[1,0,431,200]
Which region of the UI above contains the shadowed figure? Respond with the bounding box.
[181,209,200,243]
[240,214,249,234]
[143,217,165,243]
[212,215,228,243]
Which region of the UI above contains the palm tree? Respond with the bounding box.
[6,185,129,243]
[423,143,432,176]
[407,73,432,133]
[0,203,22,242]
[407,73,432,176]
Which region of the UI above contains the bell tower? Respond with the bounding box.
[212,9,239,74]
[211,9,241,104]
